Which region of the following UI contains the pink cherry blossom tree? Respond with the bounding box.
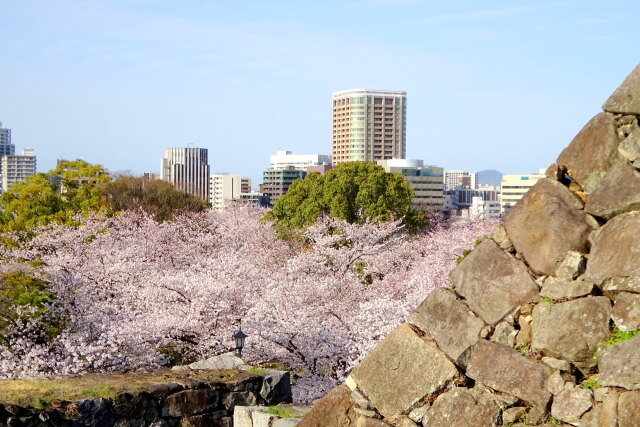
[1,206,495,400]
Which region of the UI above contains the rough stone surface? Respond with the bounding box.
[233,406,262,427]
[611,291,640,331]
[579,391,619,427]
[531,297,611,368]
[599,334,640,390]
[525,406,548,425]
[540,276,595,300]
[147,383,184,399]
[113,391,159,421]
[260,370,293,404]
[252,411,278,427]
[617,391,640,427]
[386,415,416,427]
[188,352,246,370]
[350,323,458,418]
[503,178,593,276]
[546,371,566,395]
[556,251,587,279]
[355,418,390,427]
[297,385,357,427]
[409,288,485,365]
[222,391,258,411]
[502,406,527,425]
[551,383,593,425]
[490,320,517,348]
[466,340,553,407]
[420,388,500,427]
[556,112,620,192]
[450,239,539,324]
[603,64,640,114]
[585,160,640,220]
[75,399,115,427]
[163,389,219,417]
[542,356,571,372]
[618,125,640,167]
[407,404,430,424]
[351,389,372,410]
[586,211,640,287]
[273,418,301,427]
[515,314,532,347]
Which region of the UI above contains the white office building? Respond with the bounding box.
[209,173,243,210]
[269,150,331,171]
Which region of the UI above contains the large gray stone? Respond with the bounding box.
[449,239,539,324]
[409,288,485,365]
[503,178,593,276]
[617,391,640,427]
[540,276,595,300]
[188,352,245,370]
[556,112,620,192]
[585,160,640,220]
[350,323,458,418]
[599,334,640,390]
[550,383,593,425]
[531,297,611,369]
[603,64,640,115]
[586,211,640,287]
[466,340,553,407]
[420,388,500,427]
[611,292,640,332]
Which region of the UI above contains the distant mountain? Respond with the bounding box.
[476,170,503,187]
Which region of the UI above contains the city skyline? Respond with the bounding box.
[1,1,639,185]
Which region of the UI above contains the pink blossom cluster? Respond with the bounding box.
[1,207,494,400]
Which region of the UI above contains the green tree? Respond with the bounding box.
[0,160,111,233]
[0,174,66,232]
[264,161,426,235]
[0,272,62,347]
[96,176,210,221]
[51,159,111,215]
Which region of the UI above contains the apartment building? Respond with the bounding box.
[262,167,306,205]
[1,149,36,192]
[332,89,406,165]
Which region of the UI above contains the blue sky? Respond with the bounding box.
[1,0,639,185]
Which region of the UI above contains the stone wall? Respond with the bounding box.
[301,64,640,426]
[0,369,291,427]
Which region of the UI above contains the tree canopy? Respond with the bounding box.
[0,160,210,233]
[264,161,426,234]
[97,176,209,222]
[0,159,110,232]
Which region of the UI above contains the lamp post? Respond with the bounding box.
[233,323,248,358]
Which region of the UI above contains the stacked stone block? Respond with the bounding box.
[301,64,640,426]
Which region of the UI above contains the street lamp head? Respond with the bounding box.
[233,328,248,355]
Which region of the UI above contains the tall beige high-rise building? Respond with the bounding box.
[160,147,210,201]
[332,89,406,165]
